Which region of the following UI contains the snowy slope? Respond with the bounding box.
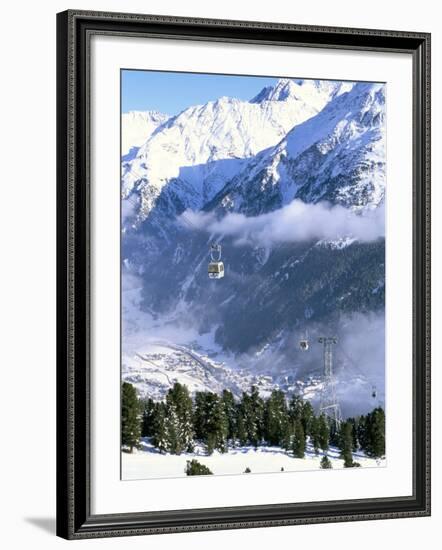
[121,79,354,224]
[122,342,278,401]
[123,437,385,479]
[122,110,170,157]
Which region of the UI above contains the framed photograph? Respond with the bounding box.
[56,10,431,539]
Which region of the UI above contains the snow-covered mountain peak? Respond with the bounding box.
[250,78,354,114]
[122,81,344,222]
[125,109,169,121]
[250,78,354,108]
[283,82,385,160]
[122,110,170,157]
[211,82,386,216]
[250,78,300,103]
[294,78,353,94]
[214,95,241,106]
[121,78,383,228]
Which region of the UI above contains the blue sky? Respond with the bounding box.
[121,70,278,115]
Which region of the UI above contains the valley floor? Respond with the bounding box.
[122,437,385,480]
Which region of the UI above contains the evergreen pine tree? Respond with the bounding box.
[329,418,340,447]
[320,455,332,469]
[241,388,264,448]
[288,395,304,423]
[339,421,356,467]
[205,393,228,454]
[347,417,358,452]
[185,459,213,476]
[206,432,216,455]
[121,382,141,452]
[141,398,156,437]
[310,416,321,455]
[166,382,194,453]
[282,420,294,452]
[318,414,330,453]
[164,401,180,454]
[357,414,368,450]
[222,389,237,443]
[194,392,209,440]
[264,389,288,446]
[249,386,265,444]
[292,419,306,458]
[236,406,248,446]
[152,402,168,453]
[301,401,314,436]
[365,407,385,458]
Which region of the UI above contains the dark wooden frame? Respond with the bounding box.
[56,9,431,540]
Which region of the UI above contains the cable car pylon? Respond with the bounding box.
[318,336,342,427]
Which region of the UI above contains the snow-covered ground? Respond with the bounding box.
[122,437,385,480]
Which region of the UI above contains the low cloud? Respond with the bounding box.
[122,196,137,223]
[181,200,384,246]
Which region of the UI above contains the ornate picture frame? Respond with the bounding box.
[56,10,430,539]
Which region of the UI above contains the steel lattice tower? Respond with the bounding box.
[318,337,342,426]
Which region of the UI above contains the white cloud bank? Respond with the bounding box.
[181,200,384,246]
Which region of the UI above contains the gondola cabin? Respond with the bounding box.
[208,261,224,279]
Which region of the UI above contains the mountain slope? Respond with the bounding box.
[207,82,385,217]
[122,78,353,225]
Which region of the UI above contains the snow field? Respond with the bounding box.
[122,437,384,480]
